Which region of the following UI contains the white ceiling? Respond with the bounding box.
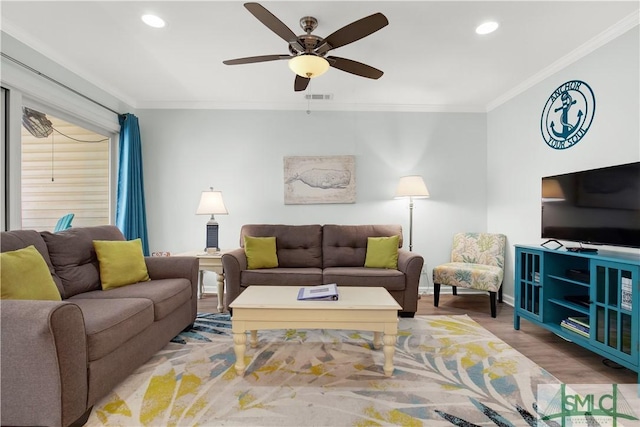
[2,1,638,112]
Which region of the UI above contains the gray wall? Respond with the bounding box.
[138,109,488,290]
[487,26,640,300]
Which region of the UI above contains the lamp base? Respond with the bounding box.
[205,222,219,251]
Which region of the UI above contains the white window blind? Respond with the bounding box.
[21,112,110,231]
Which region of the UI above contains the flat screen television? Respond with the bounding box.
[541,162,640,249]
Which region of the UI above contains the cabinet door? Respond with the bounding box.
[590,261,638,365]
[515,249,543,322]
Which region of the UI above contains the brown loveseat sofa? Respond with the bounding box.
[222,224,424,317]
[0,225,198,427]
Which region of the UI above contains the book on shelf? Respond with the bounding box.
[562,318,589,333]
[567,316,590,329]
[297,283,339,301]
[561,320,590,338]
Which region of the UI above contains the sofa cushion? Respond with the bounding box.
[0,245,62,301]
[323,267,406,290]
[69,298,154,361]
[240,224,322,268]
[323,225,403,268]
[1,229,65,297]
[93,239,150,290]
[244,236,279,269]
[364,236,400,269]
[70,278,192,321]
[41,225,125,298]
[241,267,323,286]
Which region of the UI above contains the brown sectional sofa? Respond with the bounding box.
[222,224,424,317]
[0,225,198,427]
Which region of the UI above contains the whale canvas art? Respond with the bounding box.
[284,155,356,204]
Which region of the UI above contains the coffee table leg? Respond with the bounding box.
[233,332,247,375]
[382,334,396,377]
[373,331,382,349]
[250,330,258,348]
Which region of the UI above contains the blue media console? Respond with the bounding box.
[514,245,640,382]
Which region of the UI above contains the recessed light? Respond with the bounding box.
[476,21,499,35]
[142,14,166,28]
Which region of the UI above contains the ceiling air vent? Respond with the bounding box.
[305,94,333,100]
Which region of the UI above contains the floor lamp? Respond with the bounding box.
[395,176,430,251]
[196,187,228,252]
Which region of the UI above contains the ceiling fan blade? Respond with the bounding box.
[327,56,383,79]
[317,13,388,55]
[244,2,299,45]
[223,54,290,65]
[294,75,310,92]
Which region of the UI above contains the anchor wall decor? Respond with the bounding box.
[540,80,596,150]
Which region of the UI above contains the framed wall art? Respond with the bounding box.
[283,155,356,205]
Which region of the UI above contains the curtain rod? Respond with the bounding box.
[1,52,122,116]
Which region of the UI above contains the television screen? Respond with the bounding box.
[541,162,640,248]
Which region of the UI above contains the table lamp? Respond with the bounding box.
[196,187,228,252]
[395,175,430,252]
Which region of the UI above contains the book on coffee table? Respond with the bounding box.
[297,283,339,301]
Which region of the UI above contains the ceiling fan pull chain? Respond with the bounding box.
[51,131,55,182]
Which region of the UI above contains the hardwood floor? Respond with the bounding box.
[197,291,637,385]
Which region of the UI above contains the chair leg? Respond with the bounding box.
[498,286,503,303]
[434,283,440,307]
[489,291,497,318]
[452,286,457,296]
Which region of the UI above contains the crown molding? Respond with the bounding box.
[486,11,639,112]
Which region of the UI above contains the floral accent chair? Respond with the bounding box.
[432,232,506,318]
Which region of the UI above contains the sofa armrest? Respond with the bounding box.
[221,248,247,307]
[145,256,198,283]
[397,249,425,313]
[1,300,88,427]
[145,256,199,319]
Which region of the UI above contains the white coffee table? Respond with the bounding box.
[229,286,401,377]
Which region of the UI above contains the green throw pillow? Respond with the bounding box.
[93,238,150,290]
[244,236,278,269]
[364,235,400,269]
[0,245,62,301]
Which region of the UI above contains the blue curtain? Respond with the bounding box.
[116,113,150,255]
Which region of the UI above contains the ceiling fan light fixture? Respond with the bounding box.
[288,54,329,79]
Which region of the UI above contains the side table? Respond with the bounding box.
[176,250,228,313]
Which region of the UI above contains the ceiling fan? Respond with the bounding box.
[223,2,388,92]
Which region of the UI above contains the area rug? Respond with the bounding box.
[86,313,559,426]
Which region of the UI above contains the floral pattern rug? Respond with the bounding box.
[86,313,559,426]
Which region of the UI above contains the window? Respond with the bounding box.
[21,108,110,230]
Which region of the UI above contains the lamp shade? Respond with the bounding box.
[394,175,430,199]
[196,189,228,215]
[288,54,330,79]
[542,179,565,200]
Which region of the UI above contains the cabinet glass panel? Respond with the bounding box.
[596,266,606,304]
[518,252,540,316]
[621,313,632,355]
[596,306,605,344]
[608,268,619,306]
[621,271,632,313]
[607,309,617,348]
